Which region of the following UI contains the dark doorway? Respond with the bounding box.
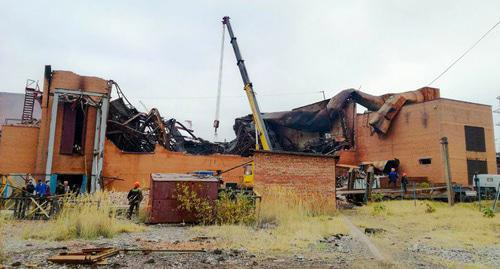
[57,174,85,194]
[60,102,87,155]
[466,160,488,185]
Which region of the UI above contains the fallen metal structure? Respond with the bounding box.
[227,87,440,156]
[106,84,225,154]
[104,85,439,157]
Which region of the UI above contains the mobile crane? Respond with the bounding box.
[222,16,274,151]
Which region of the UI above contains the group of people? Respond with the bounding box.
[388,168,409,192]
[22,179,79,197]
[22,179,50,198]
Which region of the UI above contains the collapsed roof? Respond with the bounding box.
[228,87,440,156]
[105,86,439,156]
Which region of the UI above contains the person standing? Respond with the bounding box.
[35,179,46,198]
[63,181,71,194]
[388,168,399,188]
[45,181,51,197]
[26,180,35,196]
[127,181,143,219]
[401,172,409,193]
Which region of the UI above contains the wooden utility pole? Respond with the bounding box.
[440,137,454,206]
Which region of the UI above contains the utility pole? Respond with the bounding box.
[440,137,454,206]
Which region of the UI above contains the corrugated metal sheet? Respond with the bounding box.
[148,173,219,224]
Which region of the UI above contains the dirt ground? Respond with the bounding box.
[1,201,499,268]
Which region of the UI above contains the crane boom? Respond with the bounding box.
[222,16,273,151]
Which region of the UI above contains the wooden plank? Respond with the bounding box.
[48,248,119,264]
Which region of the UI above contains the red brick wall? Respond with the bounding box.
[0,125,39,174]
[253,151,336,208]
[354,99,496,186]
[103,141,249,191]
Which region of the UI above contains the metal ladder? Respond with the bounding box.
[21,79,41,123]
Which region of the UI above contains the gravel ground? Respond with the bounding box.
[2,223,380,269]
[408,243,500,268]
[2,222,498,268]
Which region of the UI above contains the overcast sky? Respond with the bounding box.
[1,1,499,149]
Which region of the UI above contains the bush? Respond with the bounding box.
[371,193,384,202]
[175,183,256,225]
[424,202,436,213]
[176,183,214,225]
[372,204,387,215]
[418,182,431,189]
[215,191,256,225]
[482,207,495,218]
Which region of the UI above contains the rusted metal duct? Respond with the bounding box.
[228,87,440,155]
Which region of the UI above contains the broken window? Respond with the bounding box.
[466,159,488,185]
[60,102,86,155]
[419,158,432,165]
[464,126,486,152]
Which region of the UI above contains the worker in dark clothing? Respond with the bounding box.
[401,172,408,193]
[127,181,143,219]
[388,168,398,188]
[26,181,35,196]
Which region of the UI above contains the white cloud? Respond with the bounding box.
[0,0,499,146]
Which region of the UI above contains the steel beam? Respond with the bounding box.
[54,88,108,97]
[90,103,102,193]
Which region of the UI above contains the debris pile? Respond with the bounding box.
[106,85,225,154]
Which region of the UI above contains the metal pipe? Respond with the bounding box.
[45,93,59,183]
[95,96,110,191]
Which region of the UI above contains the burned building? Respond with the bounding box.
[0,65,495,202]
[345,98,497,186]
[0,67,337,204]
[0,67,249,193]
[231,86,496,186]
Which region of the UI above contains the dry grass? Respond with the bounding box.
[23,191,144,241]
[347,200,500,249]
[192,186,348,254]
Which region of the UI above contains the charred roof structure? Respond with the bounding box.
[105,83,225,155]
[104,85,440,157]
[228,87,440,156]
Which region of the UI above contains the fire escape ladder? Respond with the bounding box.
[21,80,40,123]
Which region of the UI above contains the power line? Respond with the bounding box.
[428,18,500,86]
[130,90,329,100]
